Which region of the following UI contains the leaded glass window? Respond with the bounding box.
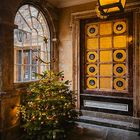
[14,5,50,82]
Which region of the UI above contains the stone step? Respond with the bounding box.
[74,122,140,140]
[78,115,140,132]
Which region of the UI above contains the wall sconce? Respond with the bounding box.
[97,0,126,16]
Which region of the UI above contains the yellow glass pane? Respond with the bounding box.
[113,21,126,34]
[113,50,126,62]
[87,51,98,63]
[87,38,98,50]
[114,35,126,48]
[100,78,112,89]
[87,25,98,37]
[100,0,119,5]
[100,51,112,62]
[114,64,126,76]
[87,77,97,89]
[87,64,98,76]
[100,23,112,35]
[114,78,127,91]
[100,64,112,76]
[100,0,126,7]
[100,37,112,49]
[121,0,126,7]
[107,7,120,13]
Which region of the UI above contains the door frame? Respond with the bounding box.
[70,2,140,117]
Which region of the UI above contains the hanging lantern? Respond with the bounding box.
[95,5,108,19]
[98,0,126,15]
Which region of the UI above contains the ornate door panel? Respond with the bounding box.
[80,13,133,115]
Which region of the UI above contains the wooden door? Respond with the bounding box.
[80,12,133,116]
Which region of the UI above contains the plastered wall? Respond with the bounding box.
[58,2,96,82]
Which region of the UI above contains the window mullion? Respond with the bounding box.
[29,5,34,29]
[18,11,32,31]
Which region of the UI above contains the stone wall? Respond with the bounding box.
[58,2,96,83]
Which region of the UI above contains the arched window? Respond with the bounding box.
[14,4,50,82]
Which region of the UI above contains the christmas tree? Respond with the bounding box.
[18,70,80,140]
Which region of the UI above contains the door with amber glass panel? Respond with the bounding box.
[80,13,133,115]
